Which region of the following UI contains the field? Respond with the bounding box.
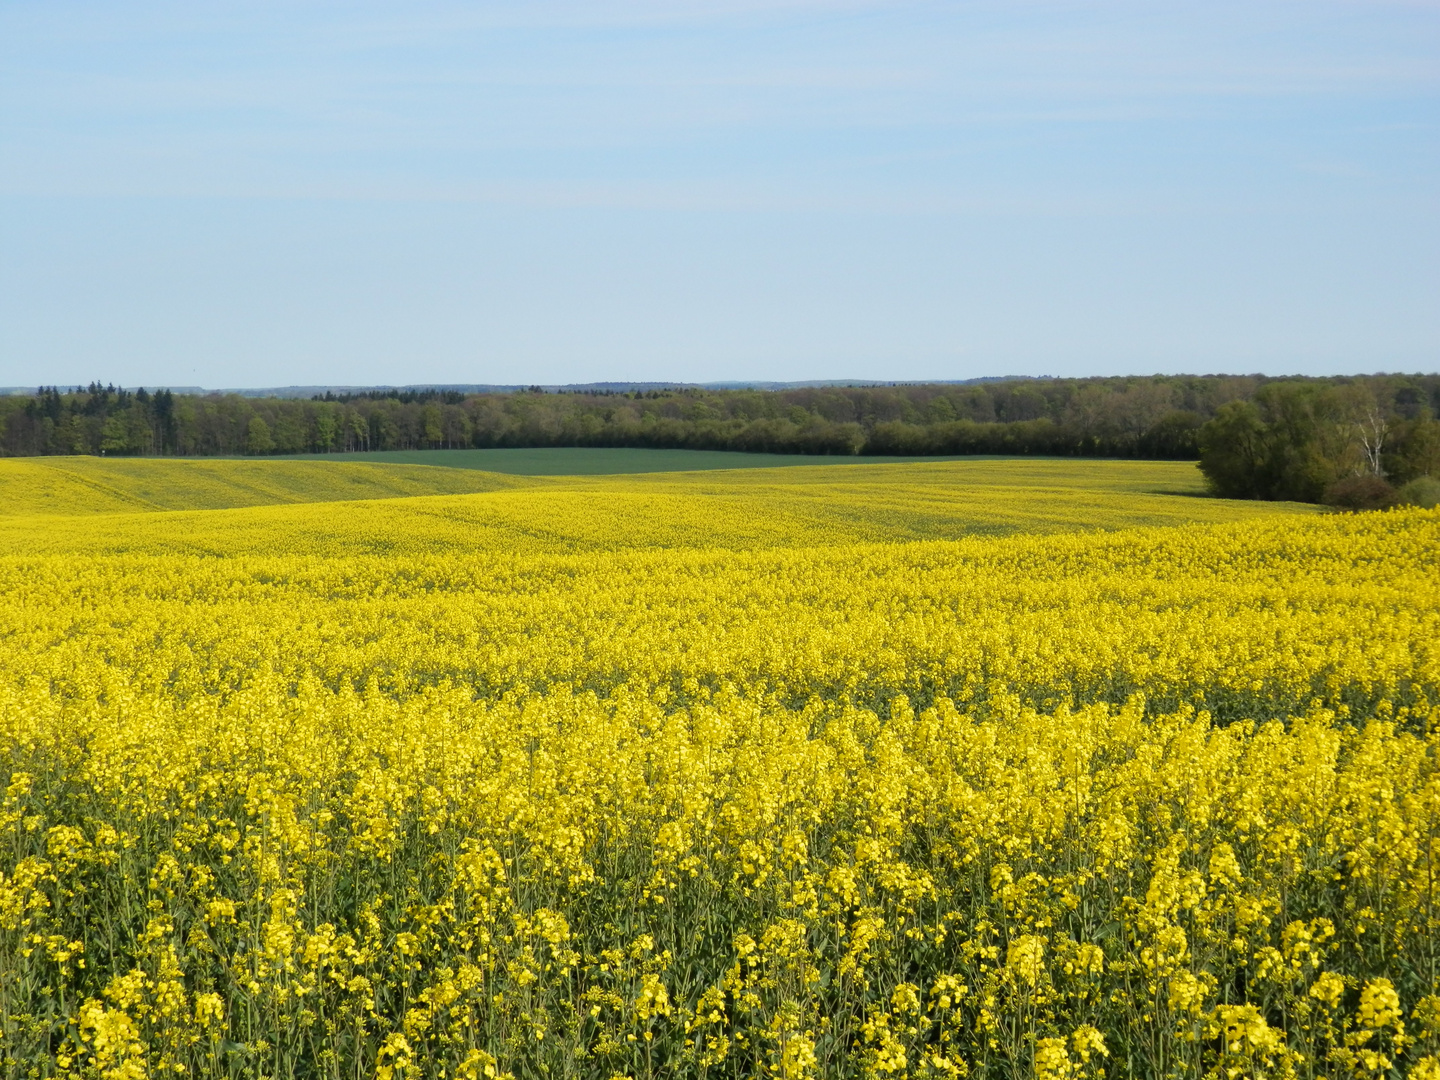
[272,447,988,475]
[0,457,525,516]
[0,455,1436,1080]
[0,457,1312,555]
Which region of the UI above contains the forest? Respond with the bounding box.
[2,374,1437,504]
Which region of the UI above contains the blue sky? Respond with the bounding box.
[1,1,1436,388]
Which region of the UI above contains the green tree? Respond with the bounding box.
[348,411,370,451]
[314,408,338,452]
[1198,401,1268,498]
[421,405,443,447]
[1386,418,1440,484]
[98,412,147,455]
[270,412,307,453]
[1139,411,1204,458]
[246,415,275,455]
[1253,382,1341,500]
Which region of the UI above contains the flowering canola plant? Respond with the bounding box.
[0,456,524,517]
[0,462,1437,1080]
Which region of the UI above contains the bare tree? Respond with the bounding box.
[1356,406,1389,476]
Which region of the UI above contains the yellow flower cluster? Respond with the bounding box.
[0,464,1436,1079]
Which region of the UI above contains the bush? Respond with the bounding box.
[1322,474,1398,511]
[1397,474,1440,509]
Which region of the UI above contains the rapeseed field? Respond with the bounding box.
[0,458,1435,1079]
[0,458,525,517]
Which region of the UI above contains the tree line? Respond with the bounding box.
[3,375,1437,503]
[1196,378,1440,509]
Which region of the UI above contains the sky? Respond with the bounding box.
[1,1,1437,389]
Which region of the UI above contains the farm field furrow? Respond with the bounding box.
[0,457,1435,1080]
[0,457,531,516]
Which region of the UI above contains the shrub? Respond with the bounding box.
[1397,474,1440,509]
[1322,474,1397,511]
